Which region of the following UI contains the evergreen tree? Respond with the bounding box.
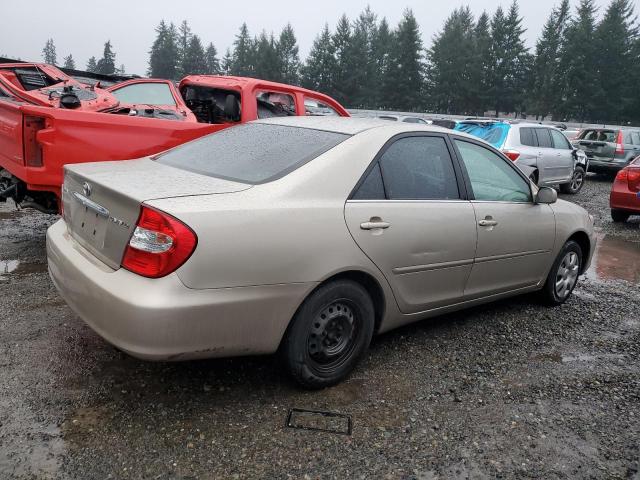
[277,23,300,85]
[471,12,493,115]
[561,0,599,121]
[148,20,179,79]
[62,54,76,70]
[331,14,353,105]
[384,9,424,111]
[42,39,57,65]
[176,20,192,77]
[350,7,378,107]
[86,56,97,73]
[254,31,280,80]
[231,23,255,76]
[96,40,116,75]
[182,34,207,75]
[222,49,233,75]
[371,17,393,108]
[118,64,126,75]
[426,7,476,114]
[593,0,638,123]
[301,24,337,96]
[488,2,529,116]
[205,43,220,75]
[530,0,571,120]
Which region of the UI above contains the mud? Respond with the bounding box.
[0,177,639,479]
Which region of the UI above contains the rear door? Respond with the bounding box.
[345,134,477,314]
[452,138,555,298]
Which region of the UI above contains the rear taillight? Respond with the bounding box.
[615,169,628,182]
[615,130,624,155]
[23,116,45,167]
[502,149,520,161]
[627,168,640,192]
[121,206,197,278]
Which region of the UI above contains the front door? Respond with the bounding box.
[345,134,477,314]
[549,128,575,182]
[452,138,556,298]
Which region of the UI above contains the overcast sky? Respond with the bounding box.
[1,0,615,75]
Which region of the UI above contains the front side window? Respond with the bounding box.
[256,91,296,119]
[378,136,459,200]
[550,129,572,149]
[304,97,340,116]
[455,140,531,203]
[111,82,177,106]
[156,123,348,184]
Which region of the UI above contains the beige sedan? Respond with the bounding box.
[47,117,595,388]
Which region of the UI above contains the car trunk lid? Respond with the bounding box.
[62,158,251,269]
[575,129,619,161]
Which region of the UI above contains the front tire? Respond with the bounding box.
[281,280,375,389]
[560,166,585,194]
[611,209,630,223]
[540,240,583,306]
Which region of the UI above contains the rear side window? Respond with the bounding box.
[631,132,640,145]
[378,136,459,200]
[156,124,349,184]
[352,163,385,200]
[535,128,553,148]
[550,129,572,150]
[520,127,537,147]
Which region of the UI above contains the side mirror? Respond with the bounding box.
[536,186,557,204]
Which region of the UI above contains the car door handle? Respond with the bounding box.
[478,219,498,227]
[360,221,390,230]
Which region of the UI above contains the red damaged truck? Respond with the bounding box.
[0,62,349,212]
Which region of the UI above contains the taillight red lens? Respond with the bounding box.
[615,169,628,182]
[615,130,624,155]
[502,149,520,161]
[121,206,197,278]
[627,168,640,192]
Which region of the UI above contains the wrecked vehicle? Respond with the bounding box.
[0,66,349,212]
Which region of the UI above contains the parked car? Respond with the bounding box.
[47,117,595,388]
[572,128,640,174]
[454,121,588,194]
[610,156,640,222]
[377,114,431,124]
[0,68,349,212]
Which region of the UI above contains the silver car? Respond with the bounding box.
[455,121,588,194]
[47,117,595,388]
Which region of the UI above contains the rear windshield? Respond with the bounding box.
[578,129,617,142]
[453,122,510,148]
[155,123,350,184]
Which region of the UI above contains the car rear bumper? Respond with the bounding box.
[588,158,628,171]
[46,219,315,361]
[610,189,640,213]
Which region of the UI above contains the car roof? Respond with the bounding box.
[253,116,454,136]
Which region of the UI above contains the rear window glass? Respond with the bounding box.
[453,122,510,148]
[579,129,617,142]
[520,127,537,147]
[155,123,349,184]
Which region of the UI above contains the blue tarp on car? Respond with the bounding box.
[454,122,510,149]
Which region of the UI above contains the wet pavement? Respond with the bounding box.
[1,176,639,479]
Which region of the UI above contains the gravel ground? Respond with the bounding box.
[0,174,639,479]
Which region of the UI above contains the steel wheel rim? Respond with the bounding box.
[555,251,580,298]
[307,300,359,373]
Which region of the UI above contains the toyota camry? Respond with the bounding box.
[47,117,595,388]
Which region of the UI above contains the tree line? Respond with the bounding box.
[42,38,125,75]
[35,0,640,124]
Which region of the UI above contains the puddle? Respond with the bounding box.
[561,353,626,363]
[0,259,47,277]
[586,235,640,284]
[0,209,23,220]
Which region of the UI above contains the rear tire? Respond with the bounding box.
[560,166,585,194]
[611,209,630,223]
[540,240,582,306]
[281,280,375,389]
